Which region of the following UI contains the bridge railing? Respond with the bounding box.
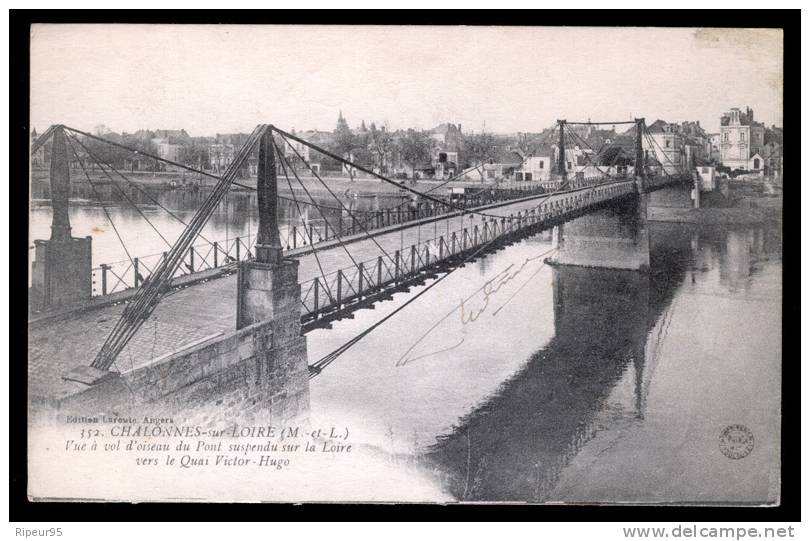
[88,176,630,298]
[281,178,625,248]
[299,216,513,320]
[91,233,257,296]
[277,182,560,248]
[299,178,636,324]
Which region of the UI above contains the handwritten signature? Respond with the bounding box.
[396,246,558,367]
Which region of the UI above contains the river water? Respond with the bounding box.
[305,219,782,503]
[29,190,409,270]
[29,195,782,503]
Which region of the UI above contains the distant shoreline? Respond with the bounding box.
[30,168,513,203]
[648,203,782,224]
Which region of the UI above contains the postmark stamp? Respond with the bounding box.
[719,424,755,460]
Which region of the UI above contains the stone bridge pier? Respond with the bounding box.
[30,127,93,311]
[551,191,650,271]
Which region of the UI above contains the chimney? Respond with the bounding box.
[457,123,462,132]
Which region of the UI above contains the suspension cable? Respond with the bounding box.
[309,230,507,377]
[276,139,372,270]
[62,124,563,223]
[31,125,59,155]
[67,133,220,246]
[643,126,683,177]
[275,147,337,302]
[64,126,224,182]
[63,126,410,215]
[90,124,267,371]
[308,187,569,378]
[641,129,672,178]
[276,132,399,266]
[563,124,612,177]
[273,126,523,220]
[66,134,137,268]
[277,141,404,303]
[566,120,637,126]
[68,133,174,249]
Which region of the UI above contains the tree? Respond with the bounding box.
[330,111,359,179]
[331,111,355,159]
[81,131,122,170]
[121,133,159,171]
[368,123,394,173]
[395,129,434,179]
[351,131,374,170]
[71,130,159,172]
[462,132,497,182]
[178,138,211,170]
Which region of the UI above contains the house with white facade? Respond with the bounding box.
[458,150,523,182]
[644,120,683,175]
[515,142,554,181]
[720,107,766,171]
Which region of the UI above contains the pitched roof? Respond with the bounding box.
[530,143,555,157]
[489,150,523,166]
[645,119,674,133]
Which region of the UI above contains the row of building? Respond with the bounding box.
[31,106,782,183]
[464,107,782,183]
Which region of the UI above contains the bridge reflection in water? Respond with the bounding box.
[421,224,694,502]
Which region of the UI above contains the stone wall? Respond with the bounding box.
[54,315,309,429]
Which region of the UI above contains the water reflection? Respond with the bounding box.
[421,220,780,502]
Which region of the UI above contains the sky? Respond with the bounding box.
[30,25,783,137]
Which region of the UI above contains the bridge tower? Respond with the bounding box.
[30,126,93,311]
[557,119,567,187]
[236,128,302,330]
[634,117,647,191]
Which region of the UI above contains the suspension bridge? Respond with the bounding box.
[27,118,691,419]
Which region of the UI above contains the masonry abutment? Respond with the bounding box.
[30,127,93,312]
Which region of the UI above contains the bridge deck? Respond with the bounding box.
[28,180,644,401]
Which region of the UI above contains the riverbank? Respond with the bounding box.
[649,191,782,224]
[31,168,498,199]
[648,205,782,224]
